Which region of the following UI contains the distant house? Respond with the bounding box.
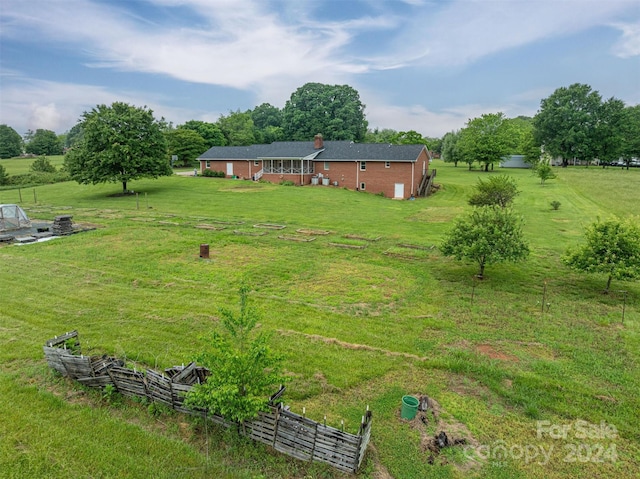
[197,135,433,199]
[499,155,530,168]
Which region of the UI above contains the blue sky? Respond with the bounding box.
[1,0,639,138]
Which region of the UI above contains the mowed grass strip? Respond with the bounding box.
[0,160,638,478]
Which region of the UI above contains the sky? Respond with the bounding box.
[1,0,639,139]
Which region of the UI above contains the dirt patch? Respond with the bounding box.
[403,396,480,472]
[476,344,519,362]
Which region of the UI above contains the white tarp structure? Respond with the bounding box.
[0,204,31,232]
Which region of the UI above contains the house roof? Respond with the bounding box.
[198,141,427,162]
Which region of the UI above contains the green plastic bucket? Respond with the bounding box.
[401,395,419,420]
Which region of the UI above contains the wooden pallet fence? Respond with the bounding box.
[109,366,147,399]
[60,354,93,380]
[146,369,173,407]
[43,332,372,473]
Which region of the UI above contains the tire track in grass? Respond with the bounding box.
[277,328,428,361]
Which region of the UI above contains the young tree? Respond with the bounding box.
[64,102,171,194]
[468,174,519,208]
[562,217,640,292]
[457,113,513,171]
[534,155,557,185]
[533,83,602,166]
[185,284,287,423]
[25,129,63,155]
[0,124,24,158]
[282,83,367,141]
[165,128,207,167]
[30,156,57,173]
[440,206,529,279]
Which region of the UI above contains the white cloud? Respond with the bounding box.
[0,76,202,134]
[389,0,637,68]
[611,22,640,57]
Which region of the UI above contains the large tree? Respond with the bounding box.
[217,110,256,146]
[250,103,284,144]
[619,105,640,168]
[282,83,367,142]
[0,124,23,158]
[180,120,226,148]
[563,217,640,292]
[504,116,535,155]
[166,128,207,167]
[65,123,84,149]
[440,206,529,279]
[594,97,626,166]
[441,130,463,167]
[533,83,602,166]
[25,129,63,156]
[458,113,513,171]
[64,102,170,194]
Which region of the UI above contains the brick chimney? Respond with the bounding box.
[314,133,324,149]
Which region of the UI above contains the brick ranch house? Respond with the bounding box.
[197,135,434,199]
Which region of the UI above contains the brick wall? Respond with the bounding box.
[200,151,430,199]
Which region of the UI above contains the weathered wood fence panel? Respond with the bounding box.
[43,332,372,473]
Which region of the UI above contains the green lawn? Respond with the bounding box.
[0,161,638,478]
[0,155,66,175]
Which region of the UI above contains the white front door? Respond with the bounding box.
[226,162,234,176]
[394,183,404,199]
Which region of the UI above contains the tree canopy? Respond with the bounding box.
[619,105,640,167]
[283,83,367,142]
[217,110,256,146]
[64,102,171,194]
[440,206,530,279]
[563,217,640,292]
[25,129,63,156]
[441,130,463,167]
[166,128,208,167]
[179,120,226,148]
[457,113,513,171]
[0,124,23,158]
[533,84,602,166]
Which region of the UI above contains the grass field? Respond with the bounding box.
[0,155,66,175]
[1,161,638,478]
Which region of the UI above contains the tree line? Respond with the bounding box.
[441,83,640,171]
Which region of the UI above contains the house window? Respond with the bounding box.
[360,161,366,171]
[360,182,366,191]
[385,161,391,168]
[254,160,260,166]
[324,161,330,170]
[205,161,210,169]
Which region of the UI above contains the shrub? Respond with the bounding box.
[0,164,7,185]
[202,169,226,178]
[30,156,57,173]
[6,171,71,187]
[279,180,295,186]
[468,174,519,208]
[550,200,561,210]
